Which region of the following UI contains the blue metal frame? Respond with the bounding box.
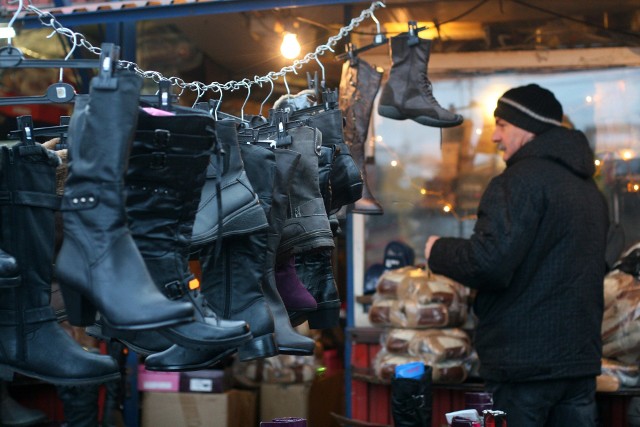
[20,0,372,28]
[345,212,355,418]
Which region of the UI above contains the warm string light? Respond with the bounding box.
[280,32,301,59]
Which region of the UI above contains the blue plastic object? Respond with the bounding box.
[395,362,425,379]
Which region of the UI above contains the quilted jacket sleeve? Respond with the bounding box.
[428,172,543,290]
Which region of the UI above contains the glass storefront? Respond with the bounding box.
[363,68,640,269]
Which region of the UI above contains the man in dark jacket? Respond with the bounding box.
[425,84,609,427]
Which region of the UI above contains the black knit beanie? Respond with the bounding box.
[494,84,563,134]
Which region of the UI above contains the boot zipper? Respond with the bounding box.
[223,244,231,319]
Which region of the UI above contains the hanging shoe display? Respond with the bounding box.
[55,69,195,330]
[0,137,120,385]
[339,57,385,215]
[377,32,463,128]
[125,107,251,350]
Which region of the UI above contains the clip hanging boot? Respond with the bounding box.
[0,137,119,385]
[55,69,194,330]
[290,106,363,213]
[339,57,384,215]
[378,33,463,128]
[124,108,251,350]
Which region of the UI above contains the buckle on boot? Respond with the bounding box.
[164,281,187,300]
[154,129,171,147]
[150,152,166,169]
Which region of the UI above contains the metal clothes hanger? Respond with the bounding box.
[335,9,388,62]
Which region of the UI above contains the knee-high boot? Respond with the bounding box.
[0,139,119,385]
[125,108,251,349]
[339,58,384,215]
[198,128,278,362]
[55,69,194,329]
[260,146,316,355]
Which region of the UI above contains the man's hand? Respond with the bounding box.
[424,235,440,261]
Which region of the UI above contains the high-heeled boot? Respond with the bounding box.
[55,69,194,329]
[339,58,384,215]
[0,139,119,385]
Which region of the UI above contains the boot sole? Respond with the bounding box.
[144,348,237,372]
[0,364,121,386]
[378,105,463,128]
[238,333,278,361]
[159,328,253,350]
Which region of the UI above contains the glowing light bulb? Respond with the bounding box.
[280,32,301,59]
[420,188,427,195]
[443,204,451,213]
[594,159,601,166]
[621,149,635,161]
[390,160,398,167]
[585,95,593,103]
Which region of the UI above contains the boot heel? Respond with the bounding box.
[60,286,97,326]
[307,306,340,330]
[238,333,278,362]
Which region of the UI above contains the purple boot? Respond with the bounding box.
[275,257,317,312]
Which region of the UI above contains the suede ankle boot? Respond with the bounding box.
[378,34,463,128]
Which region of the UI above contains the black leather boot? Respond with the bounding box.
[262,147,316,355]
[339,57,384,215]
[199,140,278,362]
[0,139,119,385]
[55,70,194,329]
[191,119,268,247]
[124,109,251,350]
[277,125,334,261]
[391,365,433,427]
[378,34,463,128]
[290,107,363,214]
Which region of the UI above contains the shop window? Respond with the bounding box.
[362,68,640,269]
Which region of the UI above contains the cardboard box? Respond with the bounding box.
[137,365,180,392]
[259,383,311,422]
[179,369,228,393]
[141,390,256,427]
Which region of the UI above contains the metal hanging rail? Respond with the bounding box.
[16,0,377,28]
[17,0,386,100]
